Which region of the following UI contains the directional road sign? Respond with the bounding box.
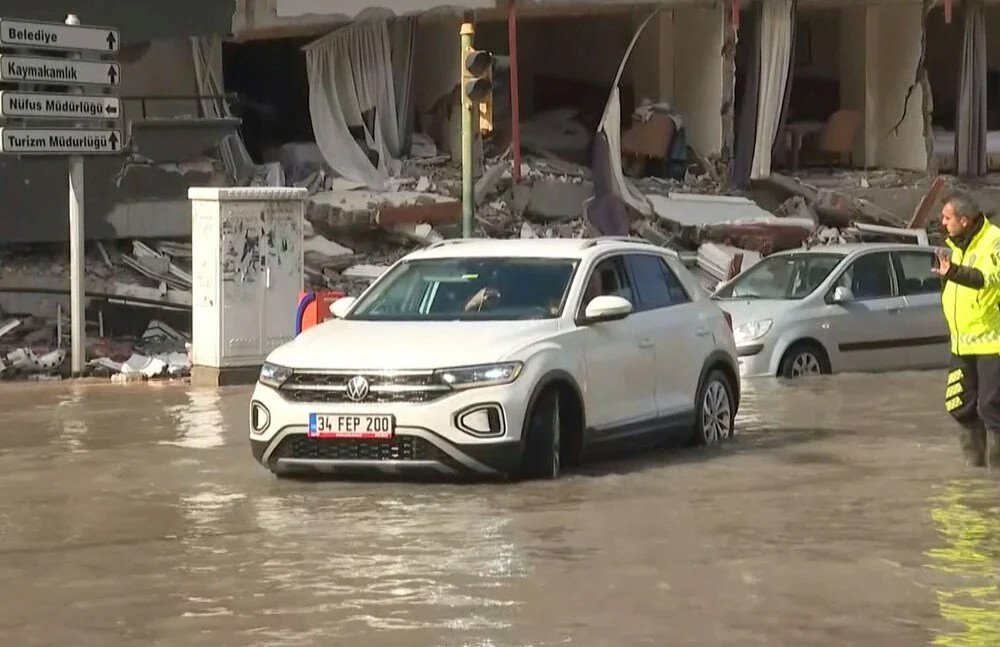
[0,127,122,154]
[0,91,119,120]
[0,18,119,52]
[0,54,119,86]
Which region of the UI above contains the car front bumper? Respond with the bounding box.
[736,341,775,378]
[249,377,534,478]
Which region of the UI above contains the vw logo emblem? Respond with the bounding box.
[345,375,370,402]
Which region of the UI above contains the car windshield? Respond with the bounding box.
[714,253,845,300]
[347,257,579,321]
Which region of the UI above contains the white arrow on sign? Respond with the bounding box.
[0,18,119,52]
[0,127,122,154]
[0,91,120,120]
[0,55,119,86]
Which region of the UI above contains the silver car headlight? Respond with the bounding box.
[733,319,773,345]
[435,362,523,390]
[259,362,292,389]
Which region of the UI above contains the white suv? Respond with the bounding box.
[249,237,740,480]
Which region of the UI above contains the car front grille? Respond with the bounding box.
[272,435,449,462]
[279,370,451,404]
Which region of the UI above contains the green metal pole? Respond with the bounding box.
[461,22,474,238]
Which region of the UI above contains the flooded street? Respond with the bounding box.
[1,372,998,646]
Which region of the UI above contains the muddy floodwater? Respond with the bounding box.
[1,372,1000,646]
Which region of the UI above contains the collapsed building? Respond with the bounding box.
[0,0,993,378]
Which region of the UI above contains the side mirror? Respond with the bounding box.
[329,296,357,319]
[582,295,632,323]
[831,286,854,304]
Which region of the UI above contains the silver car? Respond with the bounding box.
[712,243,950,378]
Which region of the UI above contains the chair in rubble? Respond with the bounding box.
[779,108,861,172]
[815,108,862,169]
[620,112,677,178]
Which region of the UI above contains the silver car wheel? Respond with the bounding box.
[701,380,732,444]
[790,352,822,377]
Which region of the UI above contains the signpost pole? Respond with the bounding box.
[66,13,84,375]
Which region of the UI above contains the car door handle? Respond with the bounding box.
[696,327,711,336]
[639,339,654,348]
[888,306,901,314]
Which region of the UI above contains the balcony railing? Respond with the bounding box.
[120,94,239,120]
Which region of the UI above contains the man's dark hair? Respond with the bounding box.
[942,189,983,220]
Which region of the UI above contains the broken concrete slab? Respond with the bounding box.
[697,243,762,283]
[342,264,390,282]
[648,193,776,228]
[377,200,460,227]
[514,180,594,223]
[308,190,461,231]
[390,223,443,245]
[304,235,353,259]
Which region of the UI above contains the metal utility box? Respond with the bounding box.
[188,187,306,369]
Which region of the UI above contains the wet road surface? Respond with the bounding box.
[0,372,998,646]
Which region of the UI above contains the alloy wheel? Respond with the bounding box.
[790,352,822,377]
[701,379,733,444]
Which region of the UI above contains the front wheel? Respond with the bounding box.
[693,370,735,446]
[520,388,561,480]
[778,343,830,378]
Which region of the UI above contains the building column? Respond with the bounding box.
[866,3,928,171]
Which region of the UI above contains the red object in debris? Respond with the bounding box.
[296,291,346,335]
[945,0,952,23]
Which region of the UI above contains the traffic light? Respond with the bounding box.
[462,46,493,103]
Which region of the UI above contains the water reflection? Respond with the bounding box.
[55,384,87,453]
[926,477,1000,645]
[161,389,225,449]
[246,492,524,637]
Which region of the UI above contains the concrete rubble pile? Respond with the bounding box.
[0,100,948,382]
[0,242,193,381]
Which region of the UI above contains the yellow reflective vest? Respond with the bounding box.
[943,220,1000,355]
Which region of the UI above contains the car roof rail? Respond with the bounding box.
[580,236,655,248]
[581,236,679,257]
[425,238,478,250]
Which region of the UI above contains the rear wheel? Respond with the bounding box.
[778,343,830,378]
[693,369,735,446]
[520,388,561,480]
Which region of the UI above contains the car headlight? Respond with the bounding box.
[733,319,773,345]
[259,362,292,389]
[435,362,523,390]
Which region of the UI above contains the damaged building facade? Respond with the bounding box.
[0,0,997,378]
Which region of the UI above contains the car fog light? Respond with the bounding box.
[250,401,270,433]
[455,404,505,437]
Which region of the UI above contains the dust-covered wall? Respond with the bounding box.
[867,2,927,171]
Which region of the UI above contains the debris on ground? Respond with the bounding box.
[0,95,953,381]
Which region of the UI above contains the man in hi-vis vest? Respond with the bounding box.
[935,190,1000,467]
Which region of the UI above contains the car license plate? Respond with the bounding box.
[308,413,394,439]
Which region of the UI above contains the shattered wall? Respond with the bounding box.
[119,39,209,121]
[868,3,928,171]
[672,5,724,156]
[0,34,239,246]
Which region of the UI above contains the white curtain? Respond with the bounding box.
[390,18,417,153]
[305,19,408,190]
[750,0,793,180]
[598,87,653,217]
